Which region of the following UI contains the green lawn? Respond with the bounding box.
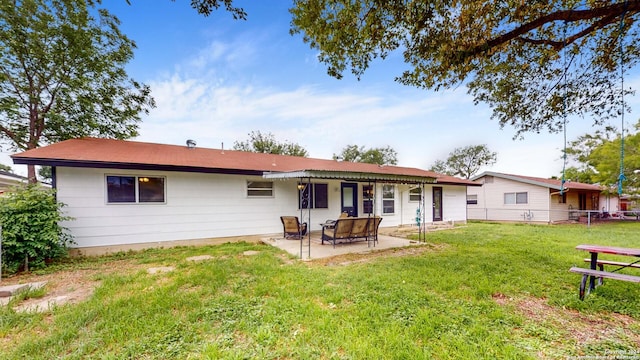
[1,222,640,359]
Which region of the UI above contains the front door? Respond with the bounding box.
[433,187,443,221]
[341,182,358,217]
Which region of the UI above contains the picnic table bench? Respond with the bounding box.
[570,244,640,300]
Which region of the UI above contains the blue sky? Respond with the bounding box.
[8,1,640,178]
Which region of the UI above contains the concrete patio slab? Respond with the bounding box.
[262,231,421,260]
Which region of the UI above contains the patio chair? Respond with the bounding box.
[280,216,308,239]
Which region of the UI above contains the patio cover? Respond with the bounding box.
[264,169,436,259]
[263,169,437,184]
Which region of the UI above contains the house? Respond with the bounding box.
[11,138,478,254]
[466,171,616,223]
[0,170,31,194]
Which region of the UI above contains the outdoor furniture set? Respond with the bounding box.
[320,216,382,248]
[279,214,382,248]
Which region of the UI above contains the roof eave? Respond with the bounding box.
[263,170,437,184]
[12,158,263,176]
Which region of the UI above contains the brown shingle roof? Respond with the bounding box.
[472,171,602,191]
[12,138,477,185]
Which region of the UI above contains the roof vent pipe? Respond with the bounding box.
[186,139,196,149]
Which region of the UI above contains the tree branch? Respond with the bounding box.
[457,1,640,61]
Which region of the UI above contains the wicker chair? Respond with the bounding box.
[280,216,308,239]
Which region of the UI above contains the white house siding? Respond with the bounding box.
[56,167,345,248]
[600,194,620,213]
[56,167,471,249]
[466,176,550,222]
[364,184,467,228]
[549,192,570,222]
[399,184,467,225]
[443,185,468,222]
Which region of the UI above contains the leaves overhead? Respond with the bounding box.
[0,0,155,180]
[179,0,247,19]
[290,1,640,138]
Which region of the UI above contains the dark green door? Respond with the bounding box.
[341,183,358,217]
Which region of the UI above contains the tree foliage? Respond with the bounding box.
[0,185,73,274]
[233,131,309,157]
[333,144,398,165]
[0,163,12,173]
[565,122,640,193]
[290,1,640,138]
[430,145,497,179]
[174,0,247,19]
[0,0,155,181]
[38,166,52,182]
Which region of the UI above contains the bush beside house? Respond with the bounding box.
[0,185,73,274]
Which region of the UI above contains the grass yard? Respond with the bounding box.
[1,222,640,359]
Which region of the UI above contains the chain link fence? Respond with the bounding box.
[468,208,640,225]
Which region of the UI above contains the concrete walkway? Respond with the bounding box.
[262,231,422,260]
[0,281,47,307]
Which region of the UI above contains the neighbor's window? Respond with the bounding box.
[409,187,422,202]
[467,194,478,205]
[298,183,329,209]
[504,192,528,204]
[558,192,567,204]
[247,181,273,197]
[382,185,395,214]
[107,175,165,204]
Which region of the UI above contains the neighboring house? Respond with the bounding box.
[0,170,30,194]
[467,171,616,223]
[12,138,478,253]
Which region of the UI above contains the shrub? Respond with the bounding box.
[0,185,74,273]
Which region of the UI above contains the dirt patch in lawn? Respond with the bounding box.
[1,259,147,312]
[492,293,640,355]
[311,243,448,267]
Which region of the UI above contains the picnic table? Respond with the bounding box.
[570,244,640,300]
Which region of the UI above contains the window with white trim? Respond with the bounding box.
[247,181,273,197]
[467,194,478,205]
[504,192,528,204]
[409,187,422,202]
[107,175,165,203]
[382,185,395,214]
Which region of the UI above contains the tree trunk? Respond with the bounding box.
[27,164,37,184]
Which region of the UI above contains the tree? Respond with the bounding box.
[38,166,52,182]
[557,166,599,184]
[430,145,497,179]
[333,144,398,165]
[0,163,12,173]
[565,122,640,193]
[0,0,155,182]
[290,1,640,138]
[233,131,309,157]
